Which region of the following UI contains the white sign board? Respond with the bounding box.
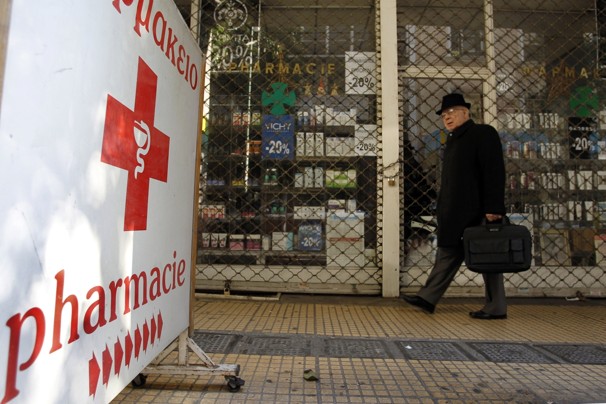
[0,1,202,403]
[345,51,376,95]
[354,124,377,156]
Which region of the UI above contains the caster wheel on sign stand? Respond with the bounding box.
[131,374,147,388]
[225,376,245,392]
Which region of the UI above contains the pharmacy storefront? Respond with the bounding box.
[186,0,606,298]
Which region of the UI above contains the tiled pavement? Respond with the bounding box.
[112,294,606,403]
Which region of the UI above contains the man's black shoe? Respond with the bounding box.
[469,310,507,320]
[402,295,435,314]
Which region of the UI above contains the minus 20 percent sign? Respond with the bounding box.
[266,139,291,156]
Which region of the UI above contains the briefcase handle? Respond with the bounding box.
[480,216,510,227]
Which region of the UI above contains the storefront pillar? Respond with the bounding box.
[378,0,400,297]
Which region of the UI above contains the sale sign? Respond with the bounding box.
[261,115,295,160]
[0,1,202,403]
[345,52,376,95]
[568,116,597,159]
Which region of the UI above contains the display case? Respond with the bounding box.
[198,69,378,269]
[500,110,606,267]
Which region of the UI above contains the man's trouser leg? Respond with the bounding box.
[481,273,507,315]
[417,246,464,306]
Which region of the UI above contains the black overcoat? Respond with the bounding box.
[436,119,506,247]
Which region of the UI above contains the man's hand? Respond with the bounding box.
[485,214,502,222]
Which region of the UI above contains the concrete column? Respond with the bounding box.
[378,0,400,297]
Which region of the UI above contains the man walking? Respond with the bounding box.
[402,93,508,320]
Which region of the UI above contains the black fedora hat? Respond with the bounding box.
[436,93,471,115]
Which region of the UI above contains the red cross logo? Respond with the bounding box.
[101,58,169,231]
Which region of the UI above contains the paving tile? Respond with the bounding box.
[112,296,606,403]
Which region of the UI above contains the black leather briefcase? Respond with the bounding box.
[463,217,532,273]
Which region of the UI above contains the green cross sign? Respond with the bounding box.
[262,82,296,116]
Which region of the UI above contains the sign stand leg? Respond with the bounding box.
[136,330,245,392]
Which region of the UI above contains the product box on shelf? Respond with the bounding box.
[325,136,341,156]
[272,232,294,251]
[229,234,245,251]
[325,137,355,157]
[314,105,326,126]
[251,111,262,126]
[246,234,262,250]
[294,206,326,220]
[325,169,356,188]
[216,233,228,249]
[304,166,314,187]
[201,232,211,249]
[304,133,314,157]
[313,167,324,188]
[201,204,226,219]
[577,170,593,190]
[294,172,305,188]
[327,199,347,210]
[325,107,357,126]
[232,111,242,126]
[326,211,365,267]
[296,132,306,156]
[313,132,325,156]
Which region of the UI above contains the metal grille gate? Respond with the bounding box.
[397,0,606,297]
[179,0,382,294]
[176,0,606,297]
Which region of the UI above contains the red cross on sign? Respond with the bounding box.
[101,58,169,231]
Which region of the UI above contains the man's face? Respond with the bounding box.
[440,107,469,132]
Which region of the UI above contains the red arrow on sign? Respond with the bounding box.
[157,312,163,340]
[134,327,142,359]
[102,344,113,386]
[88,353,100,397]
[125,331,133,367]
[114,337,124,376]
[143,321,150,352]
[150,316,157,345]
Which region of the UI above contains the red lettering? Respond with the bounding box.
[50,270,79,353]
[112,0,134,13]
[184,53,190,83]
[189,64,198,90]
[2,251,187,402]
[2,308,45,404]
[177,258,186,286]
[108,278,123,322]
[177,45,186,75]
[171,251,177,289]
[164,28,178,65]
[149,267,161,300]
[111,0,199,91]
[152,10,167,49]
[133,0,154,36]
[162,263,172,294]
[124,272,148,314]
[83,286,107,334]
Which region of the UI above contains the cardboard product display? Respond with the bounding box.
[326,211,365,268]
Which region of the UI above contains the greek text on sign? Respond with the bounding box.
[345,52,376,95]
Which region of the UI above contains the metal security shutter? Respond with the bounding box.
[180,0,382,295]
[397,0,606,297]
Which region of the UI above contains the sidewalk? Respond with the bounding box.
[112,294,606,403]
